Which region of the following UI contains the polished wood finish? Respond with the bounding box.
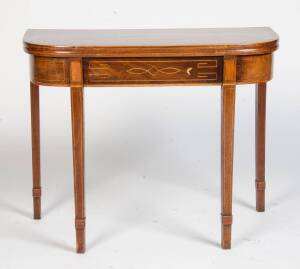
[23,28,278,57]
[30,82,41,220]
[236,54,273,84]
[221,56,236,249]
[83,57,223,85]
[255,83,267,212]
[23,28,279,253]
[29,54,273,87]
[30,56,70,86]
[70,59,86,253]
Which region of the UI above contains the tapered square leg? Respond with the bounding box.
[70,59,86,253]
[30,81,41,220]
[221,56,236,249]
[221,84,236,249]
[71,87,85,253]
[255,83,267,212]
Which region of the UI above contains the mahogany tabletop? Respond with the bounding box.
[23,27,279,57]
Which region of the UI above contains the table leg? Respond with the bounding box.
[69,58,85,253]
[255,83,267,212]
[30,81,41,220]
[221,84,236,249]
[70,86,85,253]
[220,56,236,249]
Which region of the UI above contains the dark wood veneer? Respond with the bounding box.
[83,57,223,85]
[23,27,279,253]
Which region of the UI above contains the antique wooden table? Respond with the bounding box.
[23,28,279,253]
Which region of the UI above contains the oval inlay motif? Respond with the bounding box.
[127,65,181,76]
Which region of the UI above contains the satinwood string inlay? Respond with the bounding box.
[85,58,222,84]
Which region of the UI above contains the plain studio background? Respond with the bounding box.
[0,0,300,268]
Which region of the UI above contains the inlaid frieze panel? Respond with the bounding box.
[83,57,223,85]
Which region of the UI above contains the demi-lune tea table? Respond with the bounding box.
[23,28,279,253]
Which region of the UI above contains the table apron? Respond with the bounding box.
[29,54,273,87]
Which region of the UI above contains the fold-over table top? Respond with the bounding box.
[23,27,279,57]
